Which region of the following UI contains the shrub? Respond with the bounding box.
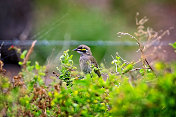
[0,49,176,116]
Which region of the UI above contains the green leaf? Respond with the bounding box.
[139,69,144,75]
[18,61,23,65]
[35,61,40,70]
[169,42,176,49]
[123,63,133,73]
[20,50,28,59]
[116,56,120,60]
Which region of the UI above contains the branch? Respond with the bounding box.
[117,32,154,72]
[23,40,37,68]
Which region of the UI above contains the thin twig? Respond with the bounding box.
[116,67,151,75]
[111,55,118,73]
[116,52,129,64]
[23,40,37,68]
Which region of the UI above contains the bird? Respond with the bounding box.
[73,45,101,77]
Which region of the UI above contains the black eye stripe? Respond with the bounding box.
[76,49,87,53]
[77,47,82,49]
[77,46,89,51]
[78,47,87,50]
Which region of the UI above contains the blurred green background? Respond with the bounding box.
[30,0,176,68]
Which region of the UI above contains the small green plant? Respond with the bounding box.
[111,54,134,75]
[169,42,176,52]
[110,61,176,117]
[57,50,77,86]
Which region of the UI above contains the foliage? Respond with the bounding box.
[0,49,176,116]
[169,42,176,52]
[111,61,176,117]
[57,50,77,86]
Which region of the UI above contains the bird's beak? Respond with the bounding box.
[73,48,77,51]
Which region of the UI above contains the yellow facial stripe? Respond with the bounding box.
[78,48,86,51]
[81,49,86,51]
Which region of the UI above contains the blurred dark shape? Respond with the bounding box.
[0,0,33,64]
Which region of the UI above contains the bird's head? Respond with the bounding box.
[73,45,92,55]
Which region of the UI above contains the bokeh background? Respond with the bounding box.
[0,0,176,73]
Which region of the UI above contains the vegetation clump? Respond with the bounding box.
[0,47,176,116]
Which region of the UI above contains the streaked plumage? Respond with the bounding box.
[73,45,101,77]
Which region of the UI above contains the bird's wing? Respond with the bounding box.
[89,56,101,77]
[89,56,98,67]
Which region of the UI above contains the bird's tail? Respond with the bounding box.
[94,69,101,77]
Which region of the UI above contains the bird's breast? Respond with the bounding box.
[79,56,91,74]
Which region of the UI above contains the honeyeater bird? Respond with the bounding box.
[73,45,101,77]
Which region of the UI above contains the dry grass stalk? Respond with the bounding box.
[117,32,153,72]
[118,13,174,73]
[135,12,173,57]
[23,40,37,68]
